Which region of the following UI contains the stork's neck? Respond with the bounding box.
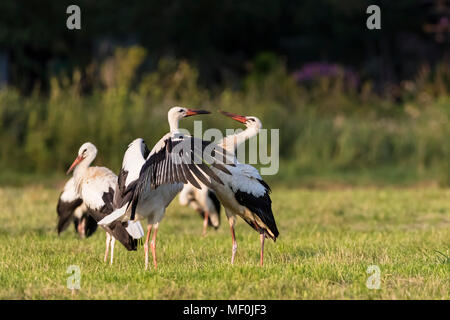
[221,126,259,154]
[72,157,94,195]
[168,115,180,133]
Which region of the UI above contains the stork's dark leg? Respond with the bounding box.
[150,223,159,270]
[202,211,209,237]
[259,232,265,267]
[144,224,152,270]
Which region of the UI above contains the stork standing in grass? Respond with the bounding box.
[56,177,98,238]
[99,107,230,270]
[66,142,144,264]
[208,111,279,266]
[179,182,221,236]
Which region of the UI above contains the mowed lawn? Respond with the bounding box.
[0,185,448,299]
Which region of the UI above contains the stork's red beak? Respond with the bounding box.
[185,109,211,117]
[66,155,84,175]
[219,110,247,124]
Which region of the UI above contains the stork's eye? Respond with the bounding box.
[179,110,184,113]
[82,149,87,154]
[248,118,254,122]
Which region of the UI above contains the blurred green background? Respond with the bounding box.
[0,0,449,186]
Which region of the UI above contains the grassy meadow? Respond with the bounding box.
[0,184,448,299]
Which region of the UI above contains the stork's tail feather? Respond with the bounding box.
[84,213,98,238]
[98,205,127,226]
[105,221,138,251]
[266,229,279,241]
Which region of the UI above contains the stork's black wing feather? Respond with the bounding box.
[56,196,83,234]
[234,190,279,240]
[257,178,272,193]
[114,168,136,208]
[129,135,232,220]
[137,135,231,191]
[113,139,151,218]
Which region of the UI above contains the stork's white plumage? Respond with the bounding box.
[56,177,98,238]
[66,142,143,264]
[208,111,279,266]
[179,182,221,236]
[99,107,231,270]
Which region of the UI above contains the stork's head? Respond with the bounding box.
[219,111,262,130]
[168,106,210,132]
[67,142,98,174]
[168,106,210,121]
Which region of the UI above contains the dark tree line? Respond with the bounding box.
[0,0,447,93]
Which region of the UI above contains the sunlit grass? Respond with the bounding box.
[0,185,448,299]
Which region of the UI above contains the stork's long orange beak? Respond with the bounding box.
[219,110,247,124]
[66,155,84,175]
[185,109,211,117]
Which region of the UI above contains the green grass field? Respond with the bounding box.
[0,184,448,299]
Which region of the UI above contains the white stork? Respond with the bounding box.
[66,142,144,264]
[98,107,231,270]
[56,177,98,238]
[179,182,221,236]
[208,111,279,266]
